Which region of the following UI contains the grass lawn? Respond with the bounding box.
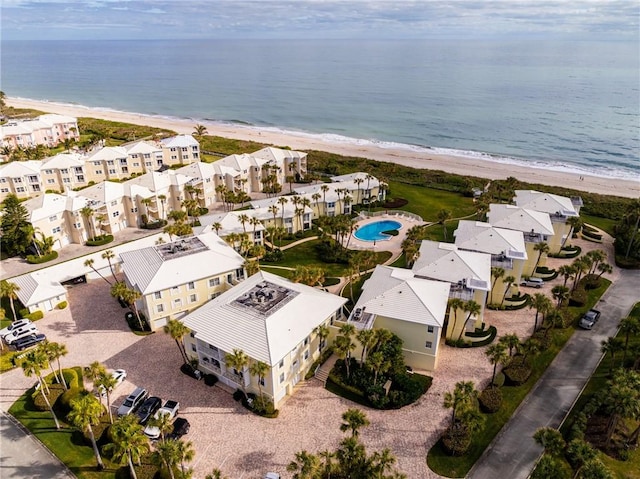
[427,280,612,478]
[581,214,618,236]
[8,367,120,479]
[265,239,391,277]
[384,181,476,222]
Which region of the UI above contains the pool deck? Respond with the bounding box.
[349,212,426,255]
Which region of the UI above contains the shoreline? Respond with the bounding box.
[6,97,640,198]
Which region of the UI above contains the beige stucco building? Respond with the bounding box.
[1,114,79,149]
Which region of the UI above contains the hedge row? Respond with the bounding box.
[26,251,59,264]
[86,235,114,246]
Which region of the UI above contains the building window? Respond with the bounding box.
[112,211,119,217]
[154,291,162,299]
[171,286,180,295]
[16,187,25,192]
[209,277,220,287]
[157,304,164,313]
[191,344,196,352]
[208,344,218,352]
[425,341,433,349]
[260,377,265,386]
[49,215,57,222]
[187,281,195,290]
[210,292,221,300]
[190,331,195,338]
[304,350,309,360]
[131,207,138,213]
[63,178,71,183]
[52,226,61,234]
[108,169,116,174]
[95,170,103,175]
[47,179,55,184]
[427,326,434,333]
[279,373,285,383]
[304,337,309,346]
[0,188,7,193]
[74,222,81,228]
[107,160,114,166]
[173,298,182,309]
[189,294,197,303]
[279,360,284,369]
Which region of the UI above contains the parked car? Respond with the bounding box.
[144,400,180,439]
[180,363,203,380]
[97,369,127,397]
[12,333,46,351]
[264,474,281,479]
[117,387,148,417]
[167,417,190,440]
[135,396,162,424]
[520,277,544,288]
[579,309,601,330]
[0,319,32,338]
[4,324,39,344]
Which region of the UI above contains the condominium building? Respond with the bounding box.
[1,114,79,149]
[0,161,43,199]
[119,232,246,330]
[181,271,347,409]
[160,135,200,165]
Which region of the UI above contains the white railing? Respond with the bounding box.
[358,210,424,222]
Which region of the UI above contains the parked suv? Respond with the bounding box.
[0,319,32,339]
[4,324,39,344]
[520,277,544,288]
[579,309,601,330]
[12,333,47,351]
[117,387,148,416]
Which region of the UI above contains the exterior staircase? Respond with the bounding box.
[314,353,338,385]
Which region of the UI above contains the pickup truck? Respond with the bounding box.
[143,400,180,439]
[578,309,601,330]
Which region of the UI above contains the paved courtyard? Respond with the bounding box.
[0,234,618,479]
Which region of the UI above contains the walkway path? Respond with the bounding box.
[469,268,640,479]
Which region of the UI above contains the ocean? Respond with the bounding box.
[2,38,639,179]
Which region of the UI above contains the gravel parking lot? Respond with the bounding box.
[0,235,616,479]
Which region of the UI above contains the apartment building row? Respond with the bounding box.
[0,135,200,201]
[1,114,80,149]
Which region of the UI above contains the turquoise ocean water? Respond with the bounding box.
[2,39,638,179]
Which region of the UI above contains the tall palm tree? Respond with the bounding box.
[124,287,144,330]
[366,351,390,385]
[80,206,96,239]
[601,337,624,373]
[277,196,289,224]
[457,300,481,341]
[490,267,505,304]
[443,381,477,424]
[566,439,597,479]
[334,335,356,379]
[225,349,250,399]
[287,450,321,479]
[0,280,20,321]
[249,360,270,400]
[353,177,364,204]
[563,216,583,247]
[314,324,330,353]
[41,340,62,386]
[164,319,190,364]
[84,258,112,285]
[103,414,150,479]
[619,316,640,365]
[557,264,575,288]
[356,329,377,364]
[340,408,370,438]
[485,343,509,385]
[48,341,68,390]
[193,124,208,137]
[20,349,61,429]
[529,293,551,332]
[320,184,330,215]
[101,249,117,282]
[68,393,105,470]
[437,209,453,241]
[95,370,118,423]
[533,241,550,273]
[551,285,570,309]
[152,438,180,479]
[175,439,196,478]
[501,275,516,304]
[157,194,167,220]
[623,198,640,259]
[447,298,464,339]
[533,427,566,458]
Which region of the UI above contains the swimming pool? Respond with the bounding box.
[354,220,402,242]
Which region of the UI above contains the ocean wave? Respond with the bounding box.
[13,96,640,182]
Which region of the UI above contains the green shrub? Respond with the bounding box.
[470,326,498,347]
[19,308,29,318]
[503,365,532,386]
[569,288,587,307]
[56,301,68,309]
[32,383,66,411]
[56,387,85,417]
[141,219,167,230]
[382,198,409,208]
[492,371,505,388]
[204,374,218,387]
[581,274,601,290]
[250,395,279,418]
[479,387,503,413]
[442,424,472,456]
[263,249,284,262]
[26,251,59,264]
[25,310,44,321]
[86,235,114,246]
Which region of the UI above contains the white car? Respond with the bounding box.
[144,400,180,439]
[4,324,39,344]
[0,319,32,339]
[97,369,127,397]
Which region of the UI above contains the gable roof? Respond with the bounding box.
[182,271,346,365]
[487,204,555,236]
[454,220,528,259]
[0,160,42,177]
[412,241,491,290]
[120,232,245,294]
[514,190,579,217]
[160,135,199,148]
[356,266,450,327]
[13,271,67,307]
[84,146,127,162]
[251,147,307,163]
[42,153,84,169]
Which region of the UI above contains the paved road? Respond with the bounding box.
[469,269,640,479]
[0,411,75,479]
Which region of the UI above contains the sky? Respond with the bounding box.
[1,0,638,41]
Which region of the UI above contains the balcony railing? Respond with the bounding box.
[449,284,474,301]
[348,308,375,330]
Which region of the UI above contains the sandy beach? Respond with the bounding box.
[6,97,639,198]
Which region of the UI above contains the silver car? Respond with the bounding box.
[117,387,148,416]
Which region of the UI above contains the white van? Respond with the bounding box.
[4,324,39,344]
[521,277,544,288]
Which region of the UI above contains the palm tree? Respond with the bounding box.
[314,324,330,353]
[447,298,464,339]
[334,335,356,379]
[619,316,640,365]
[158,194,167,220]
[601,337,624,372]
[164,319,190,364]
[124,287,144,331]
[443,381,477,424]
[84,258,112,285]
[193,124,208,137]
[249,360,270,400]
[287,450,321,479]
[94,369,118,423]
[566,439,597,479]
[498,333,520,357]
[175,439,195,478]
[95,213,108,237]
[356,329,377,364]
[20,349,61,429]
[152,438,180,479]
[340,408,370,438]
[533,427,566,458]
[501,275,516,304]
[366,351,390,385]
[103,414,150,479]
[485,343,509,385]
[529,293,552,332]
[564,216,583,247]
[437,209,453,241]
[520,338,540,365]
[551,285,570,309]
[205,469,229,479]
[0,280,20,320]
[623,198,640,259]
[225,349,250,399]
[40,340,62,386]
[320,184,330,215]
[533,241,550,273]
[557,264,575,288]
[101,249,117,282]
[68,393,105,469]
[490,267,505,304]
[596,262,613,279]
[457,300,481,341]
[48,341,68,390]
[80,206,96,239]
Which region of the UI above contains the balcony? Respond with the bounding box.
[348,307,375,330]
[449,283,474,301]
[491,255,513,269]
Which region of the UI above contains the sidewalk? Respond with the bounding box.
[468,268,640,479]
